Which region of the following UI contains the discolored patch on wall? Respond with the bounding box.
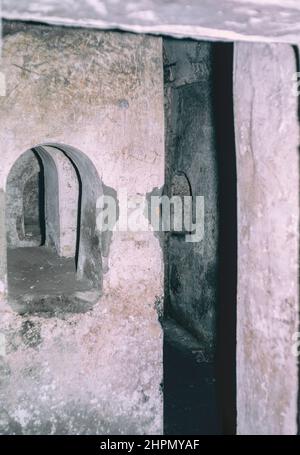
[20,320,42,348]
[100,183,119,273]
[145,186,164,250]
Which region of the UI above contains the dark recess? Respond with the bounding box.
[32,149,46,246]
[212,43,237,435]
[163,41,237,435]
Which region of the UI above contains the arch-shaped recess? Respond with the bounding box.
[40,143,103,288]
[170,172,192,199]
[170,171,193,234]
[5,143,103,314]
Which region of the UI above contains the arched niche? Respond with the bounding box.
[4,143,103,315]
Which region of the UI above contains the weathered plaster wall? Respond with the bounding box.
[3,1,300,43]
[234,43,299,435]
[0,23,164,434]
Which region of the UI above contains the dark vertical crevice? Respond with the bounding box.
[75,170,82,271]
[292,46,300,122]
[163,39,236,435]
[292,44,300,436]
[32,149,46,246]
[70,160,82,271]
[212,43,237,435]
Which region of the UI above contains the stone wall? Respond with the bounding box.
[0,23,164,434]
[163,39,219,352]
[234,42,299,435]
[163,39,237,434]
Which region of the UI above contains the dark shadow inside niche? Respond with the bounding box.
[22,150,46,245]
[5,144,103,316]
[163,37,237,435]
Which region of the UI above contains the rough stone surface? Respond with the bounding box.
[3,1,300,43]
[163,39,237,435]
[234,43,299,435]
[163,39,218,355]
[0,24,164,434]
